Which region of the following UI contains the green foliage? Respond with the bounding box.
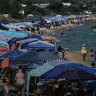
[0,0,95,19]
[0,0,12,14]
[48,1,63,12]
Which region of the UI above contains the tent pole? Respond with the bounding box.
[26,76,30,96]
[35,76,37,85]
[54,40,57,52]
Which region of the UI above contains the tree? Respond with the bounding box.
[0,0,12,14]
[11,0,22,19]
[48,1,63,12]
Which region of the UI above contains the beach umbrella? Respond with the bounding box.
[1,58,10,68]
[23,24,30,28]
[0,50,23,58]
[19,25,26,28]
[42,35,56,41]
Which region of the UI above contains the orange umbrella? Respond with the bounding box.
[19,25,26,28]
[1,58,10,68]
[42,35,56,41]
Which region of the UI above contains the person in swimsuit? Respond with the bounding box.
[15,67,25,96]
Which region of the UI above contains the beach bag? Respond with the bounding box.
[81,49,87,54]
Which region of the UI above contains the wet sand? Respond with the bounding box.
[65,51,93,67]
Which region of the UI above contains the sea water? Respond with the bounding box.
[51,20,96,51]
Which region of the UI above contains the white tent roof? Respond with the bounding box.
[28,63,54,76]
[28,40,55,47]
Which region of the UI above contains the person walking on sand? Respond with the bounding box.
[81,47,87,61]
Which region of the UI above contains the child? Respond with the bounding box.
[89,49,94,57]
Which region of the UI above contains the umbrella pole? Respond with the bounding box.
[35,76,37,85]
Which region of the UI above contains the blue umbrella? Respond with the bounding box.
[0,50,23,58]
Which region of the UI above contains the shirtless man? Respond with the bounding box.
[15,67,25,95]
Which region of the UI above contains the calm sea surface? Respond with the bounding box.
[50,20,96,51]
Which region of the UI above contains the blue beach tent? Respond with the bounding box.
[22,40,55,52]
[41,65,96,80]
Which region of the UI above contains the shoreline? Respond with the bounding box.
[40,23,76,33]
[40,22,94,66]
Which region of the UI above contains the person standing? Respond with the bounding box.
[15,66,25,96]
[81,47,87,61]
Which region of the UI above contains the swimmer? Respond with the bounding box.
[77,29,80,32]
[89,33,93,35]
[60,28,64,36]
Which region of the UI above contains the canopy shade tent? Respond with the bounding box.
[0,50,23,58]
[40,64,96,81]
[26,63,54,96]
[26,60,96,96]
[11,50,58,65]
[22,16,41,23]
[40,62,96,79]
[28,63,54,77]
[57,69,96,81]
[22,40,55,52]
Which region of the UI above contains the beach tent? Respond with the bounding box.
[0,50,23,58]
[11,50,58,65]
[41,64,96,81]
[26,60,96,96]
[22,40,55,52]
[26,60,67,96]
[26,63,54,96]
[22,16,41,23]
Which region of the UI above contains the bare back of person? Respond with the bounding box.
[15,69,25,95]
